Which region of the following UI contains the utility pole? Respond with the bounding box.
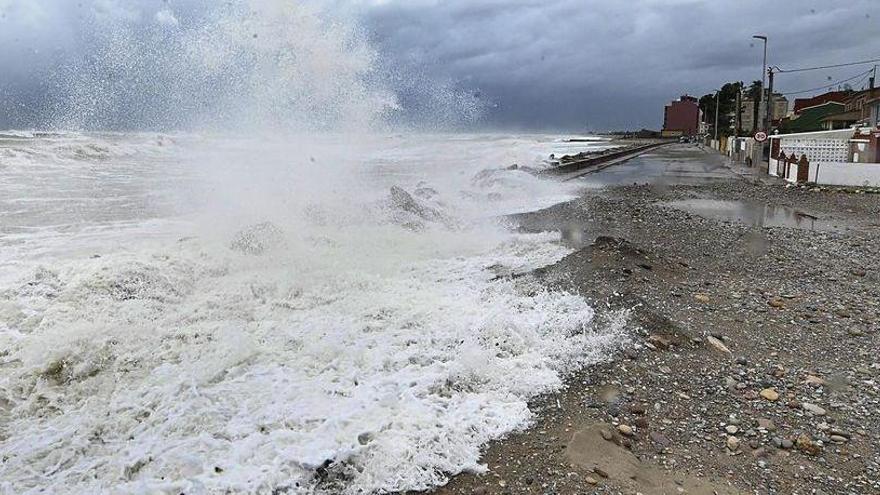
[753,35,768,130]
[766,68,775,135]
[735,82,742,136]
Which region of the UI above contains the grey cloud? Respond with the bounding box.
[1,0,879,130]
[362,0,880,129]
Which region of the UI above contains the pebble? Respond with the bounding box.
[694,294,710,304]
[768,297,786,308]
[706,336,732,356]
[618,424,634,436]
[600,429,613,441]
[725,425,739,435]
[585,476,599,485]
[757,419,776,431]
[760,388,780,401]
[830,435,848,444]
[796,434,821,456]
[804,374,826,386]
[802,403,827,416]
[726,436,740,451]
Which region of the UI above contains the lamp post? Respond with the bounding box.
[752,35,768,131]
[714,90,720,143]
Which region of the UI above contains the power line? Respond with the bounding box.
[775,57,880,74]
[780,68,874,96]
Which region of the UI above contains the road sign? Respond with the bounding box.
[754,131,768,142]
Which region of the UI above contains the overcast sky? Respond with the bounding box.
[1,0,879,131]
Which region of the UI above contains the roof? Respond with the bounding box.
[769,128,856,140]
[792,91,850,114]
[820,110,863,123]
[779,101,846,133]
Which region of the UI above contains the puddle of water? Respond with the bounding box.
[665,199,844,231]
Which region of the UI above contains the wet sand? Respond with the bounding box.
[431,144,880,494]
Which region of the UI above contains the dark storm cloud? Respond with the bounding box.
[1,0,879,130]
[360,0,880,130]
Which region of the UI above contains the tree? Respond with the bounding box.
[698,82,742,139]
[746,80,763,132]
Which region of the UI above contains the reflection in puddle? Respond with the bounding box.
[665,199,842,231]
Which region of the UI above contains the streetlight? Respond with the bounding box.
[714,90,720,143]
[752,35,768,130]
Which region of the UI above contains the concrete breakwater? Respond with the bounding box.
[542,141,670,179]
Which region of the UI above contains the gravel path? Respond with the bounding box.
[431,145,880,495]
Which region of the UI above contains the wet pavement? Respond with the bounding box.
[576,144,736,187]
[663,198,845,231]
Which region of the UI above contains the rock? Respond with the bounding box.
[650,432,671,447]
[593,467,609,478]
[830,435,848,444]
[585,476,599,485]
[760,388,780,402]
[781,439,794,449]
[796,434,821,456]
[706,336,732,356]
[634,418,649,429]
[694,294,711,304]
[828,428,851,438]
[802,403,827,416]
[751,447,768,458]
[629,404,647,415]
[726,436,740,451]
[647,335,672,350]
[388,185,451,228]
[725,425,739,435]
[617,424,634,437]
[600,429,614,441]
[473,487,489,495]
[768,297,786,308]
[757,419,776,431]
[804,374,826,387]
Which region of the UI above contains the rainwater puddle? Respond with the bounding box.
[665,199,844,231]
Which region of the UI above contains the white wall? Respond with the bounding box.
[813,162,880,187]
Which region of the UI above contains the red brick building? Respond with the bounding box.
[663,95,701,137]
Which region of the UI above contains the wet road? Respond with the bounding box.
[577,143,743,188]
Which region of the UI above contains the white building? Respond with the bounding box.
[768,127,880,186]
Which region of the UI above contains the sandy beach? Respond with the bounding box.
[435,144,880,495]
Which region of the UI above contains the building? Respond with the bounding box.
[867,97,880,127]
[792,91,849,114]
[740,94,788,133]
[839,87,880,127]
[781,88,880,133]
[779,100,846,133]
[663,95,701,137]
[820,111,861,130]
[768,127,880,186]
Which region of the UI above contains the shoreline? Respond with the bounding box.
[430,144,880,494]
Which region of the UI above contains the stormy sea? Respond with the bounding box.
[0,3,628,494]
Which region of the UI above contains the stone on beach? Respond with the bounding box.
[706,335,732,356]
[759,388,779,402]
